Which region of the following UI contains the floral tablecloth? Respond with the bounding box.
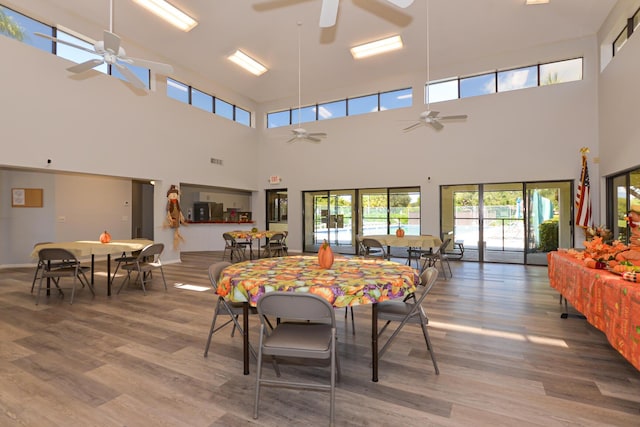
[217,255,419,308]
[548,250,640,371]
[227,230,278,240]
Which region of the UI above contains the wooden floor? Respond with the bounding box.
[1,252,639,426]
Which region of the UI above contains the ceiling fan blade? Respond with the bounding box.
[287,136,299,143]
[429,120,445,131]
[114,63,147,90]
[440,114,468,120]
[67,58,105,73]
[307,132,327,137]
[34,32,97,55]
[319,0,339,28]
[307,136,322,143]
[102,30,121,54]
[386,0,415,8]
[125,57,174,75]
[402,122,423,132]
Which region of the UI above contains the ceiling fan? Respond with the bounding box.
[319,0,415,28]
[288,22,327,144]
[34,0,173,91]
[403,0,467,132]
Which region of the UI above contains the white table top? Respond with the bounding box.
[362,234,442,249]
[31,239,153,258]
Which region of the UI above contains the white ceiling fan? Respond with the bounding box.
[35,0,173,91]
[319,0,415,28]
[288,22,327,144]
[403,0,467,132]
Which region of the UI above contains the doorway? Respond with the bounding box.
[441,181,572,265]
[266,189,288,233]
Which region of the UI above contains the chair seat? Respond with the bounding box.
[377,300,422,322]
[43,265,90,278]
[263,323,332,356]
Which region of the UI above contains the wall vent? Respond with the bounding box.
[210,158,223,165]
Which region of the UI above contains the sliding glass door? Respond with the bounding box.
[441,180,571,265]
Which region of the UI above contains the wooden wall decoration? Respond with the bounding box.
[11,188,43,207]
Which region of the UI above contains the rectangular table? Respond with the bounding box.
[547,250,640,371]
[227,230,279,259]
[217,255,419,382]
[31,239,153,296]
[361,234,442,267]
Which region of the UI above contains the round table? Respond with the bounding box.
[218,255,419,381]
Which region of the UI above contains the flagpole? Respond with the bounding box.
[575,147,592,235]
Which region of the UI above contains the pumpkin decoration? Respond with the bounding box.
[251,227,258,233]
[318,240,334,269]
[99,230,112,244]
[396,227,405,237]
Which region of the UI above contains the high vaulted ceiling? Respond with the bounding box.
[8,0,619,105]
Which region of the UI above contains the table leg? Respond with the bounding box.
[91,255,95,285]
[243,302,250,375]
[107,254,112,296]
[372,303,378,382]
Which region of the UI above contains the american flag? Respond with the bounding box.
[575,154,592,228]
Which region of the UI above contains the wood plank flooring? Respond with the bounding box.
[1,252,639,426]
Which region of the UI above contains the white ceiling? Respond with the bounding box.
[8,0,619,104]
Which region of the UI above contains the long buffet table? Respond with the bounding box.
[547,250,640,370]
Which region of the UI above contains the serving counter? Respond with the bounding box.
[547,250,640,371]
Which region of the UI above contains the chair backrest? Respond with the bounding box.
[361,238,386,257]
[269,233,285,244]
[257,291,335,326]
[414,267,439,304]
[436,238,452,255]
[38,247,78,263]
[137,243,164,262]
[223,232,238,247]
[208,261,232,292]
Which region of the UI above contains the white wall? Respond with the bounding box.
[256,36,602,251]
[0,35,261,265]
[4,3,640,265]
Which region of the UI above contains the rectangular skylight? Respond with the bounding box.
[132,0,198,32]
[350,35,403,59]
[228,50,268,76]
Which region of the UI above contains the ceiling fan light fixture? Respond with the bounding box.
[132,0,198,32]
[228,50,268,76]
[350,35,403,59]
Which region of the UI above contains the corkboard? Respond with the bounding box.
[11,188,43,207]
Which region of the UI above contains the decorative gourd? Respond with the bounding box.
[318,240,334,269]
[99,230,112,244]
[396,227,405,237]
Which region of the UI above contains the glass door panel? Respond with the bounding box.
[329,190,356,253]
[304,191,328,253]
[389,187,421,235]
[360,189,388,235]
[441,184,480,262]
[525,181,571,266]
[482,183,524,264]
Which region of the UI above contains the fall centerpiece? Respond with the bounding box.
[318,239,334,269]
[99,230,112,243]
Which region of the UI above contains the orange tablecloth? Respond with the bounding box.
[548,250,640,370]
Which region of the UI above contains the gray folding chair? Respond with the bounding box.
[254,292,339,425]
[117,243,167,295]
[361,237,388,259]
[262,232,287,257]
[204,261,259,360]
[376,267,440,375]
[420,238,452,278]
[35,248,94,305]
[222,233,247,262]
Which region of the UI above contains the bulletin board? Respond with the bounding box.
[11,188,43,208]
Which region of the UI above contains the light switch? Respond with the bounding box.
[57,216,66,223]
